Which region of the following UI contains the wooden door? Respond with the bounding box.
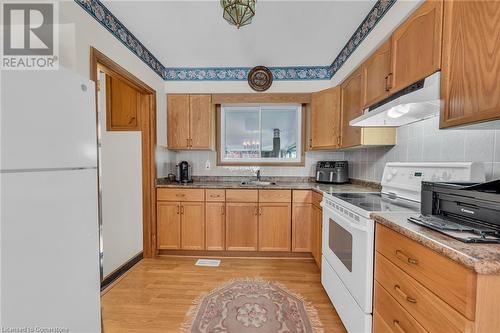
[440,0,500,128]
[180,202,205,250]
[390,0,443,93]
[292,204,312,252]
[258,203,291,252]
[341,68,363,148]
[226,203,258,251]
[189,94,213,149]
[105,74,140,131]
[167,94,190,149]
[157,201,181,249]
[362,39,391,108]
[205,202,225,250]
[310,87,341,150]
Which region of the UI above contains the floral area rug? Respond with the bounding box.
[182,278,323,333]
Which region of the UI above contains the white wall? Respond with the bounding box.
[58,0,171,176]
[345,116,500,183]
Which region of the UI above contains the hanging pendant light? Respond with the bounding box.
[220,0,256,28]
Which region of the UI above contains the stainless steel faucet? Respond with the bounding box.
[256,169,261,181]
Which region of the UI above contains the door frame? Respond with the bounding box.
[89,47,157,258]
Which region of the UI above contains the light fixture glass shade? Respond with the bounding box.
[220,0,256,28]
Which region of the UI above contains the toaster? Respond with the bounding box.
[315,161,349,184]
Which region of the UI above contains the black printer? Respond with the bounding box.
[408,180,500,243]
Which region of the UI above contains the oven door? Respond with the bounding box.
[322,200,374,313]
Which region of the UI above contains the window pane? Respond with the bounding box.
[261,106,298,159]
[224,107,260,159]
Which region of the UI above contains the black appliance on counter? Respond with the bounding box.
[176,161,192,183]
[315,161,349,184]
[408,180,500,243]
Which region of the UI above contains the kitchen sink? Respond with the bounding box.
[240,180,277,186]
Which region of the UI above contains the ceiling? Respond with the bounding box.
[102,0,377,68]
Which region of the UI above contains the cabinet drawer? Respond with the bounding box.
[376,224,476,319]
[374,282,427,333]
[206,189,225,202]
[157,188,205,202]
[375,253,473,333]
[293,190,312,203]
[226,189,258,203]
[259,190,291,203]
[312,191,323,208]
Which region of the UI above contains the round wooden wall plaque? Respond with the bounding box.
[248,66,273,92]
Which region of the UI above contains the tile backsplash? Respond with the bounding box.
[169,151,345,177]
[345,115,500,182]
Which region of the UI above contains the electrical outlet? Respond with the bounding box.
[205,160,211,169]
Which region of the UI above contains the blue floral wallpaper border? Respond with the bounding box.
[74,0,396,81]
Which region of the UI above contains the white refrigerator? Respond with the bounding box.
[1,68,101,331]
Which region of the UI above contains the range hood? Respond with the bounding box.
[350,71,440,127]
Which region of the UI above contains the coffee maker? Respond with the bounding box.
[176,161,192,183]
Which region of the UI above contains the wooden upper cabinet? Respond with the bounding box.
[167,94,190,149]
[362,39,392,108]
[340,68,363,148]
[167,94,213,150]
[310,87,341,150]
[189,94,213,149]
[390,0,443,93]
[440,0,500,128]
[106,74,140,131]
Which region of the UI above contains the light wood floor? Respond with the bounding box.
[101,257,347,333]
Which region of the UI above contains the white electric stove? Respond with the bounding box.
[320,162,485,333]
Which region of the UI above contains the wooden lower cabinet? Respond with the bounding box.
[311,202,322,268]
[225,203,258,251]
[292,203,312,252]
[180,202,205,250]
[157,201,181,250]
[205,202,225,250]
[259,203,291,252]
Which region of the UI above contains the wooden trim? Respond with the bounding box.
[101,251,143,291]
[215,104,306,167]
[212,93,311,104]
[90,47,157,258]
[158,249,313,259]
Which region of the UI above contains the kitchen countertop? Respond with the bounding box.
[155,178,377,194]
[372,212,500,275]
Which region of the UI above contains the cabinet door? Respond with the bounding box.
[157,201,181,250]
[206,202,225,251]
[180,202,205,250]
[105,74,140,131]
[292,204,312,252]
[225,203,258,251]
[390,0,443,93]
[310,87,341,150]
[362,39,391,108]
[258,203,291,252]
[440,0,500,128]
[341,68,363,149]
[167,94,190,149]
[189,94,213,149]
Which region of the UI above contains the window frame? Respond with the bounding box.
[218,103,304,166]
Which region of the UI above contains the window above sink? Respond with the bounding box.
[219,104,303,166]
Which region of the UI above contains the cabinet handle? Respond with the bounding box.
[176,193,186,197]
[176,205,180,215]
[386,73,393,91]
[220,206,225,215]
[259,207,263,216]
[395,250,418,265]
[309,138,313,149]
[254,206,258,216]
[189,138,193,147]
[180,205,184,215]
[394,285,417,304]
[393,320,406,333]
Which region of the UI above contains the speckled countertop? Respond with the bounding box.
[156,177,377,194]
[373,212,500,275]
